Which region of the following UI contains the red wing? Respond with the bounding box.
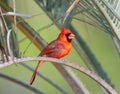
[40,39,71,58]
[40,40,59,56]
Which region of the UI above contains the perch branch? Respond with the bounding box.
[0,56,118,94]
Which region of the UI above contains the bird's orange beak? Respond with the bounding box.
[69,33,75,40]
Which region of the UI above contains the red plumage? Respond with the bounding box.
[30,27,75,85]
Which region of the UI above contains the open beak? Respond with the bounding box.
[69,33,75,40]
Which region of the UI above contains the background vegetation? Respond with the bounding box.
[0,0,120,94]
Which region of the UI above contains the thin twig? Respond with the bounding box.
[0,44,9,62]
[7,29,15,63]
[0,6,9,31]
[13,0,17,33]
[63,0,79,23]
[0,19,9,62]
[0,56,118,94]
[0,7,9,55]
[12,0,19,57]
[0,12,33,18]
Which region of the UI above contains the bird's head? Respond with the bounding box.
[58,28,75,42]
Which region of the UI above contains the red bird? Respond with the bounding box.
[30,27,75,85]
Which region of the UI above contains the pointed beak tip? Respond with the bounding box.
[69,33,75,39]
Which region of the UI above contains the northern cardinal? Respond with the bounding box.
[30,27,75,85]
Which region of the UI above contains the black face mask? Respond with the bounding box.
[65,33,72,42]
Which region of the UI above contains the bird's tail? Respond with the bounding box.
[30,61,44,85]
